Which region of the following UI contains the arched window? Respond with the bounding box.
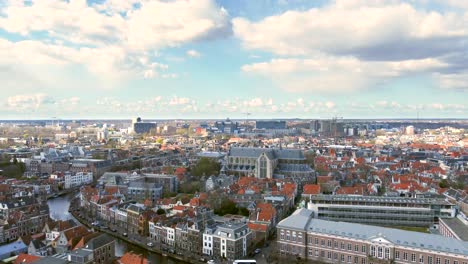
[259,155,267,178]
[377,247,383,259]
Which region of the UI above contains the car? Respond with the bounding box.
[254,248,261,254]
[122,232,128,237]
[91,221,99,226]
[110,228,116,232]
[146,242,154,247]
[207,260,216,264]
[100,225,108,229]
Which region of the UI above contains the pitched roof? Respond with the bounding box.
[13,253,41,264]
[119,252,148,264]
[303,184,321,195]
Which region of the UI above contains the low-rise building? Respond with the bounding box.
[277,208,468,263]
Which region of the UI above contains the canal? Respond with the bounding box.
[47,193,186,264]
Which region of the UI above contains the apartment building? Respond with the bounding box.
[64,172,93,189]
[202,222,252,261]
[308,195,456,227]
[277,208,468,264]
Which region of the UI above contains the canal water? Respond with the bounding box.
[47,193,186,264]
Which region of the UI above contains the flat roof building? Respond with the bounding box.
[308,195,456,227]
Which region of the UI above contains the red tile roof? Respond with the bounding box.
[303,184,321,195]
[119,252,148,264]
[14,254,41,264]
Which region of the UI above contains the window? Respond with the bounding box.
[341,242,345,250]
[315,238,319,245]
[308,236,312,244]
[335,241,338,248]
[395,251,400,260]
[328,252,332,259]
[445,260,450,264]
[385,248,390,259]
[321,240,325,246]
[378,247,383,259]
[362,259,366,264]
[412,253,416,262]
[453,261,458,264]
[348,256,352,263]
[355,245,359,252]
[355,256,359,264]
[281,234,284,240]
[436,257,441,264]
[341,255,345,262]
[321,251,325,258]
[308,249,313,256]
[334,253,338,260]
[328,240,332,248]
[428,257,433,264]
[370,246,376,257]
[404,252,408,261]
[315,249,319,257]
[420,255,424,264]
[362,245,366,253]
[348,243,352,251]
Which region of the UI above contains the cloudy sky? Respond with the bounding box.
[0,0,467,119]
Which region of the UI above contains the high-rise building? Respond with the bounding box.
[132,117,156,134]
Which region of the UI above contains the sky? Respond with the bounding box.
[0,0,467,119]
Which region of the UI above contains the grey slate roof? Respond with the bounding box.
[229,147,304,160]
[278,208,468,256]
[440,217,468,241]
[85,233,114,250]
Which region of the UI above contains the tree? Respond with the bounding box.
[191,158,220,177]
[156,208,165,215]
[439,179,449,188]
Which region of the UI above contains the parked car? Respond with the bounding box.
[123,232,128,237]
[207,260,216,264]
[146,242,154,247]
[254,248,261,254]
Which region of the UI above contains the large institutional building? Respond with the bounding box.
[277,208,468,264]
[308,195,456,227]
[224,147,314,181]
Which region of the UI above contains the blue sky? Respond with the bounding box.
[0,0,467,119]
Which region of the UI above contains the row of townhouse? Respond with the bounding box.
[148,207,253,261]
[277,208,468,264]
[0,197,49,243]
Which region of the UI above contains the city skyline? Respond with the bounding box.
[0,0,467,119]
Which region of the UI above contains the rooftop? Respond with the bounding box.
[278,208,468,256]
[440,217,468,241]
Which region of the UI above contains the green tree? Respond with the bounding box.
[191,158,220,177]
[439,179,449,188]
[156,208,165,215]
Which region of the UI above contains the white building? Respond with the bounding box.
[64,172,93,189]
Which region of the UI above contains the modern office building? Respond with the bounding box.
[224,147,314,181]
[256,120,287,130]
[214,118,239,134]
[307,195,456,227]
[127,180,163,202]
[132,117,156,134]
[277,208,468,263]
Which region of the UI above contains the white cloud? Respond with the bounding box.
[234,0,468,92]
[6,94,55,109]
[186,49,202,58]
[242,56,447,92]
[0,0,230,84]
[233,2,467,58]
